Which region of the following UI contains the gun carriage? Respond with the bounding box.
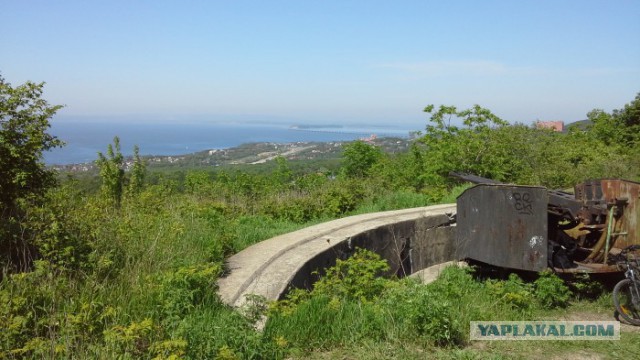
[451,172,640,273]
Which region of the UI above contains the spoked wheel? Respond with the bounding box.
[613,279,640,326]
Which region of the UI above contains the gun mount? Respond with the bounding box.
[450,172,640,273]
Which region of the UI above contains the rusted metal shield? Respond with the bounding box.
[457,184,548,271]
[576,179,640,249]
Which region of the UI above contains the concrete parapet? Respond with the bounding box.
[217,204,459,308]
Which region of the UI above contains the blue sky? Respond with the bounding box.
[2,0,639,126]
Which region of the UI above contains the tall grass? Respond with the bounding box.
[353,184,471,215]
[0,181,317,358]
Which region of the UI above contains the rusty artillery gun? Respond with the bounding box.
[450,172,640,273]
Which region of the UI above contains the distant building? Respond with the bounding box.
[535,121,564,132]
[360,134,377,143]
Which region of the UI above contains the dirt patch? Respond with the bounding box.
[550,351,604,360]
[560,311,640,333]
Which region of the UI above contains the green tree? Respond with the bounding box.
[577,93,640,181]
[341,140,382,178]
[418,104,509,185]
[417,101,636,189]
[273,155,293,186]
[589,92,640,149]
[97,136,125,205]
[0,77,63,269]
[128,145,146,195]
[612,92,640,144]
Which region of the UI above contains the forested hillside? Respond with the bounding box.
[2,76,639,358]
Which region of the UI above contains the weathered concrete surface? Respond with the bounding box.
[217,204,458,308]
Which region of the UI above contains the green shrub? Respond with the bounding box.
[155,263,222,326]
[260,193,323,223]
[311,248,391,302]
[0,260,116,357]
[341,140,383,178]
[27,192,94,272]
[103,318,155,358]
[320,179,366,216]
[0,261,65,357]
[385,280,465,347]
[533,270,571,308]
[570,273,605,300]
[486,273,534,311]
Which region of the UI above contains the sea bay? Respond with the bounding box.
[44,120,416,165]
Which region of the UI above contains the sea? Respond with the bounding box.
[44,120,419,165]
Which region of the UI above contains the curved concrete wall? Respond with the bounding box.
[217,204,460,308]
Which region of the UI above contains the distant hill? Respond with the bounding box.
[566,119,591,131]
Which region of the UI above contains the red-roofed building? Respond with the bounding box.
[535,121,564,132]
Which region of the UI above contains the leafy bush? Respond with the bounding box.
[0,260,68,357]
[384,279,465,347]
[486,273,534,311]
[155,263,222,326]
[533,270,571,308]
[0,261,115,357]
[319,178,366,216]
[103,318,155,357]
[311,248,391,302]
[26,185,94,272]
[570,273,605,300]
[341,140,383,178]
[260,192,323,223]
[0,77,63,271]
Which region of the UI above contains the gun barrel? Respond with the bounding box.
[449,172,501,185]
